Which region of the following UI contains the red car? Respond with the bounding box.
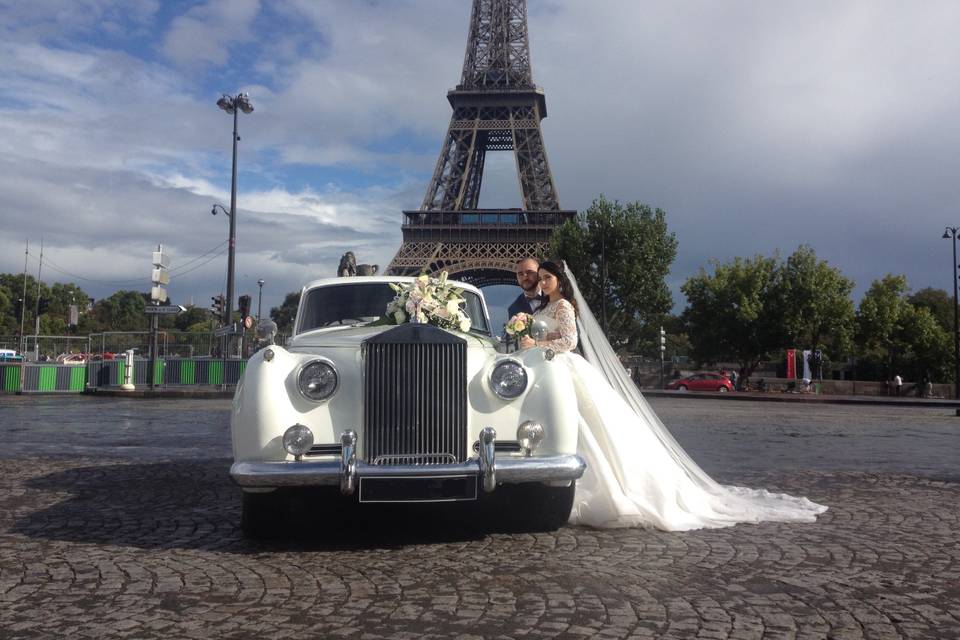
[666,372,734,393]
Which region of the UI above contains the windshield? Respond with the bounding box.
[297,282,490,335]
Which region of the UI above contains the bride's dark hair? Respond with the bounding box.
[537,260,578,315]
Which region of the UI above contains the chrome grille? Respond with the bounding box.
[363,324,468,465]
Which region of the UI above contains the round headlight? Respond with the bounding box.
[517,421,545,455]
[283,423,314,457]
[298,359,339,401]
[489,360,528,399]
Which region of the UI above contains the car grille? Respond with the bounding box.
[363,323,468,465]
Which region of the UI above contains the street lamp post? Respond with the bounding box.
[257,279,265,322]
[943,227,960,400]
[215,92,254,328]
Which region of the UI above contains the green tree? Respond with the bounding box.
[776,245,856,359]
[856,275,952,383]
[551,196,677,351]
[907,287,953,334]
[91,290,151,332]
[681,254,784,379]
[270,292,301,335]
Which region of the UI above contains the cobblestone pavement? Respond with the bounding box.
[0,397,958,639]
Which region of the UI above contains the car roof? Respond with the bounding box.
[300,276,483,298]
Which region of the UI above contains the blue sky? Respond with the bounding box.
[2,0,960,319]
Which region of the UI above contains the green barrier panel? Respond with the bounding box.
[154,360,165,385]
[3,366,20,392]
[116,361,124,385]
[181,360,196,385]
[38,366,57,391]
[209,361,223,385]
[69,366,86,391]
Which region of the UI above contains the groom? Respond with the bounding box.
[508,257,544,317]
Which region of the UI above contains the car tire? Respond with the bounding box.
[677,384,688,391]
[241,491,283,539]
[492,482,576,532]
[718,386,728,392]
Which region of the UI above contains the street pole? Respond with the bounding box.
[257,278,264,322]
[950,228,960,400]
[225,106,238,328]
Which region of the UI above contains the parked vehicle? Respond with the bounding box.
[55,353,88,365]
[665,372,734,393]
[230,276,586,538]
[0,349,23,362]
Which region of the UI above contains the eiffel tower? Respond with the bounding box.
[386,0,576,286]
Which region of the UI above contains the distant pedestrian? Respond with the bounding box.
[893,374,903,397]
[729,370,739,389]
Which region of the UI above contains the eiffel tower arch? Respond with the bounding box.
[386,0,576,287]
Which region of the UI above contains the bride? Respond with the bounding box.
[519,260,827,530]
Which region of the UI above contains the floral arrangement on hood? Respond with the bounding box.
[384,272,472,332]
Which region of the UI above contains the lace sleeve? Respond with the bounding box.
[540,300,578,352]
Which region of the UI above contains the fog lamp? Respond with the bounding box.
[516,421,544,456]
[283,423,314,460]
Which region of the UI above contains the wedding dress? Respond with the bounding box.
[531,274,828,530]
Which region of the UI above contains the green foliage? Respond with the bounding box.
[0,273,92,337]
[270,291,301,335]
[776,245,856,357]
[551,196,677,351]
[681,254,784,378]
[907,287,953,334]
[856,275,952,382]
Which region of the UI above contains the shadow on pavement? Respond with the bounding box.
[12,459,542,552]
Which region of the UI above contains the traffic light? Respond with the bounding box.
[238,294,252,321]
[659,326,666,352]
[211,294,225,317]
[37,297,50,315]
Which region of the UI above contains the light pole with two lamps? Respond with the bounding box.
[942,227,960,401]
[214,92,254,329]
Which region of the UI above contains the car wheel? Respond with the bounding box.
[677,384,688,391]
[241,491,283,539]
[718,386,728,393]
[491,482,576,532]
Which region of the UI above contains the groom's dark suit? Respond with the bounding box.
[508,291,544,318]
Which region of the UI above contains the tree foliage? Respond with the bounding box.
[551,196,677,351]
[856,275,952,382]
[681,254,784,379]
[681,246,857,379]
[907,287,953,334]
[270,291,301,335]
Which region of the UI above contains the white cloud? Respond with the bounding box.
[161,0,261,68]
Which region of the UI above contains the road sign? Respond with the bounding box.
[144,304,186,315]
[243,315,254,329]
[214,323,241,337]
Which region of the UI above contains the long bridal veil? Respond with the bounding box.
[563,266,827,529]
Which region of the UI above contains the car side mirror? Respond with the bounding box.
[531,319,549,341]
[256,319,278,345]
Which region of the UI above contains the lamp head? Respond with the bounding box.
[217,95,235,113]
[236,93,254,114]
[944,228,953,239]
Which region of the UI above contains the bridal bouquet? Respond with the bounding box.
[384,271,472,332]
[505,312,534,339]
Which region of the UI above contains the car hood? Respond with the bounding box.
[287,324,497,349]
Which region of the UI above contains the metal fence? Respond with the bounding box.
[0,358,247,393]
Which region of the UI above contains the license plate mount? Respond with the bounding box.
[358,475,478,503]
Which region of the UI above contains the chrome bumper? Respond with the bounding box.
[230,428,585,494]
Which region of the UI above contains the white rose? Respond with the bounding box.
[394,310,406,324]
[459,316,471,332]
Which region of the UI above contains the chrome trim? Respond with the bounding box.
[230,454,586,488]
[479,427,496,492]
[340,430,357,495]
[488,358,528,400]
[296,357,340,402]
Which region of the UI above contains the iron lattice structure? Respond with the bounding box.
[387,0,575,286]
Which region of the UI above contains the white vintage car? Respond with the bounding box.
[230,276,585,536]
